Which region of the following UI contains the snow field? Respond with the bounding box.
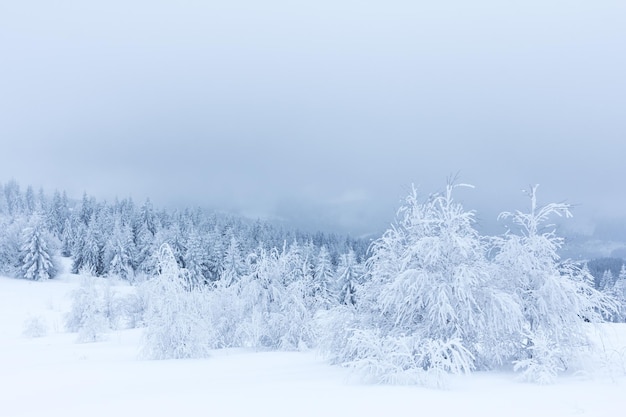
[1,270,626,417]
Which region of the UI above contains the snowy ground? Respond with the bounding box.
[2,263,626,417]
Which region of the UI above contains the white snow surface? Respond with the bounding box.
[2,260,626,417]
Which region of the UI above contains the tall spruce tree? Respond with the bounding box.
[20,218,57,280]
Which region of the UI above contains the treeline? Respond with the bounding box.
[587,257,625,288]
[67,182,620,387]
[585,257,626,322]
[4,179,625,386]
[0,180,368,284]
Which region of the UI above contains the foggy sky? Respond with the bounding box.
[1,1,625,239]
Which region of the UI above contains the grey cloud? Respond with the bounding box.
[1,1,625,242]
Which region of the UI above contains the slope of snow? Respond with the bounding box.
[1,264,626,417]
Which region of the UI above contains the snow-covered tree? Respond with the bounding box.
[493,185,615,383]
[0,217,25,276]
[141,244,212,359]
[24,186,36,215]
[600,270,614,292]
[47,190,68,238]
[335,250,362,306]
[104,220,135,280]
[72,217,104,275]
[221,235,246,285]
[313,245,336,308]
[3,180,24,216]
[60,218,74,257]
[20,218,57,280]
[235,247,316,350]
[323,183,521,386]
[183,228,210,285]
[619,264,626,282]
[603,264,626,322]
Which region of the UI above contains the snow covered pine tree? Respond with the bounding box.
[20,217,57,280]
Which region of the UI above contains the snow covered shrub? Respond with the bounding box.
[316,305,358,363]
[119,287,148,329]
[22,315,48,338]
[201,280,243,348]
[345,330,474,387]
[141,244,212,359]
[493,186,616,383]
[65,277,109,342]
[323,183,523,386]
[235,247,317,350]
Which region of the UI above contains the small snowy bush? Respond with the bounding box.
[119,290,148,329]
[65,277,109,342]
[22,315,48,338]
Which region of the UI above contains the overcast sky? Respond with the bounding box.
[1,1,625,238]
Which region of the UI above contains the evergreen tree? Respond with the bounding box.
[314,245,336,308]
[620,264,626,282]
[47,190,69,238]
[139,199,158,236]
[0,217,26,276]
[3,180,23,216]
[221,235,246,284]
[72,216,104,275]
[24,186,36,215]
[20,218,57,280]
[78,192,95,226]
[61,218,74,257]
[104,220,135,280]
[184,229,210,285]
[335,250,362,306]
[600,270,614,291]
